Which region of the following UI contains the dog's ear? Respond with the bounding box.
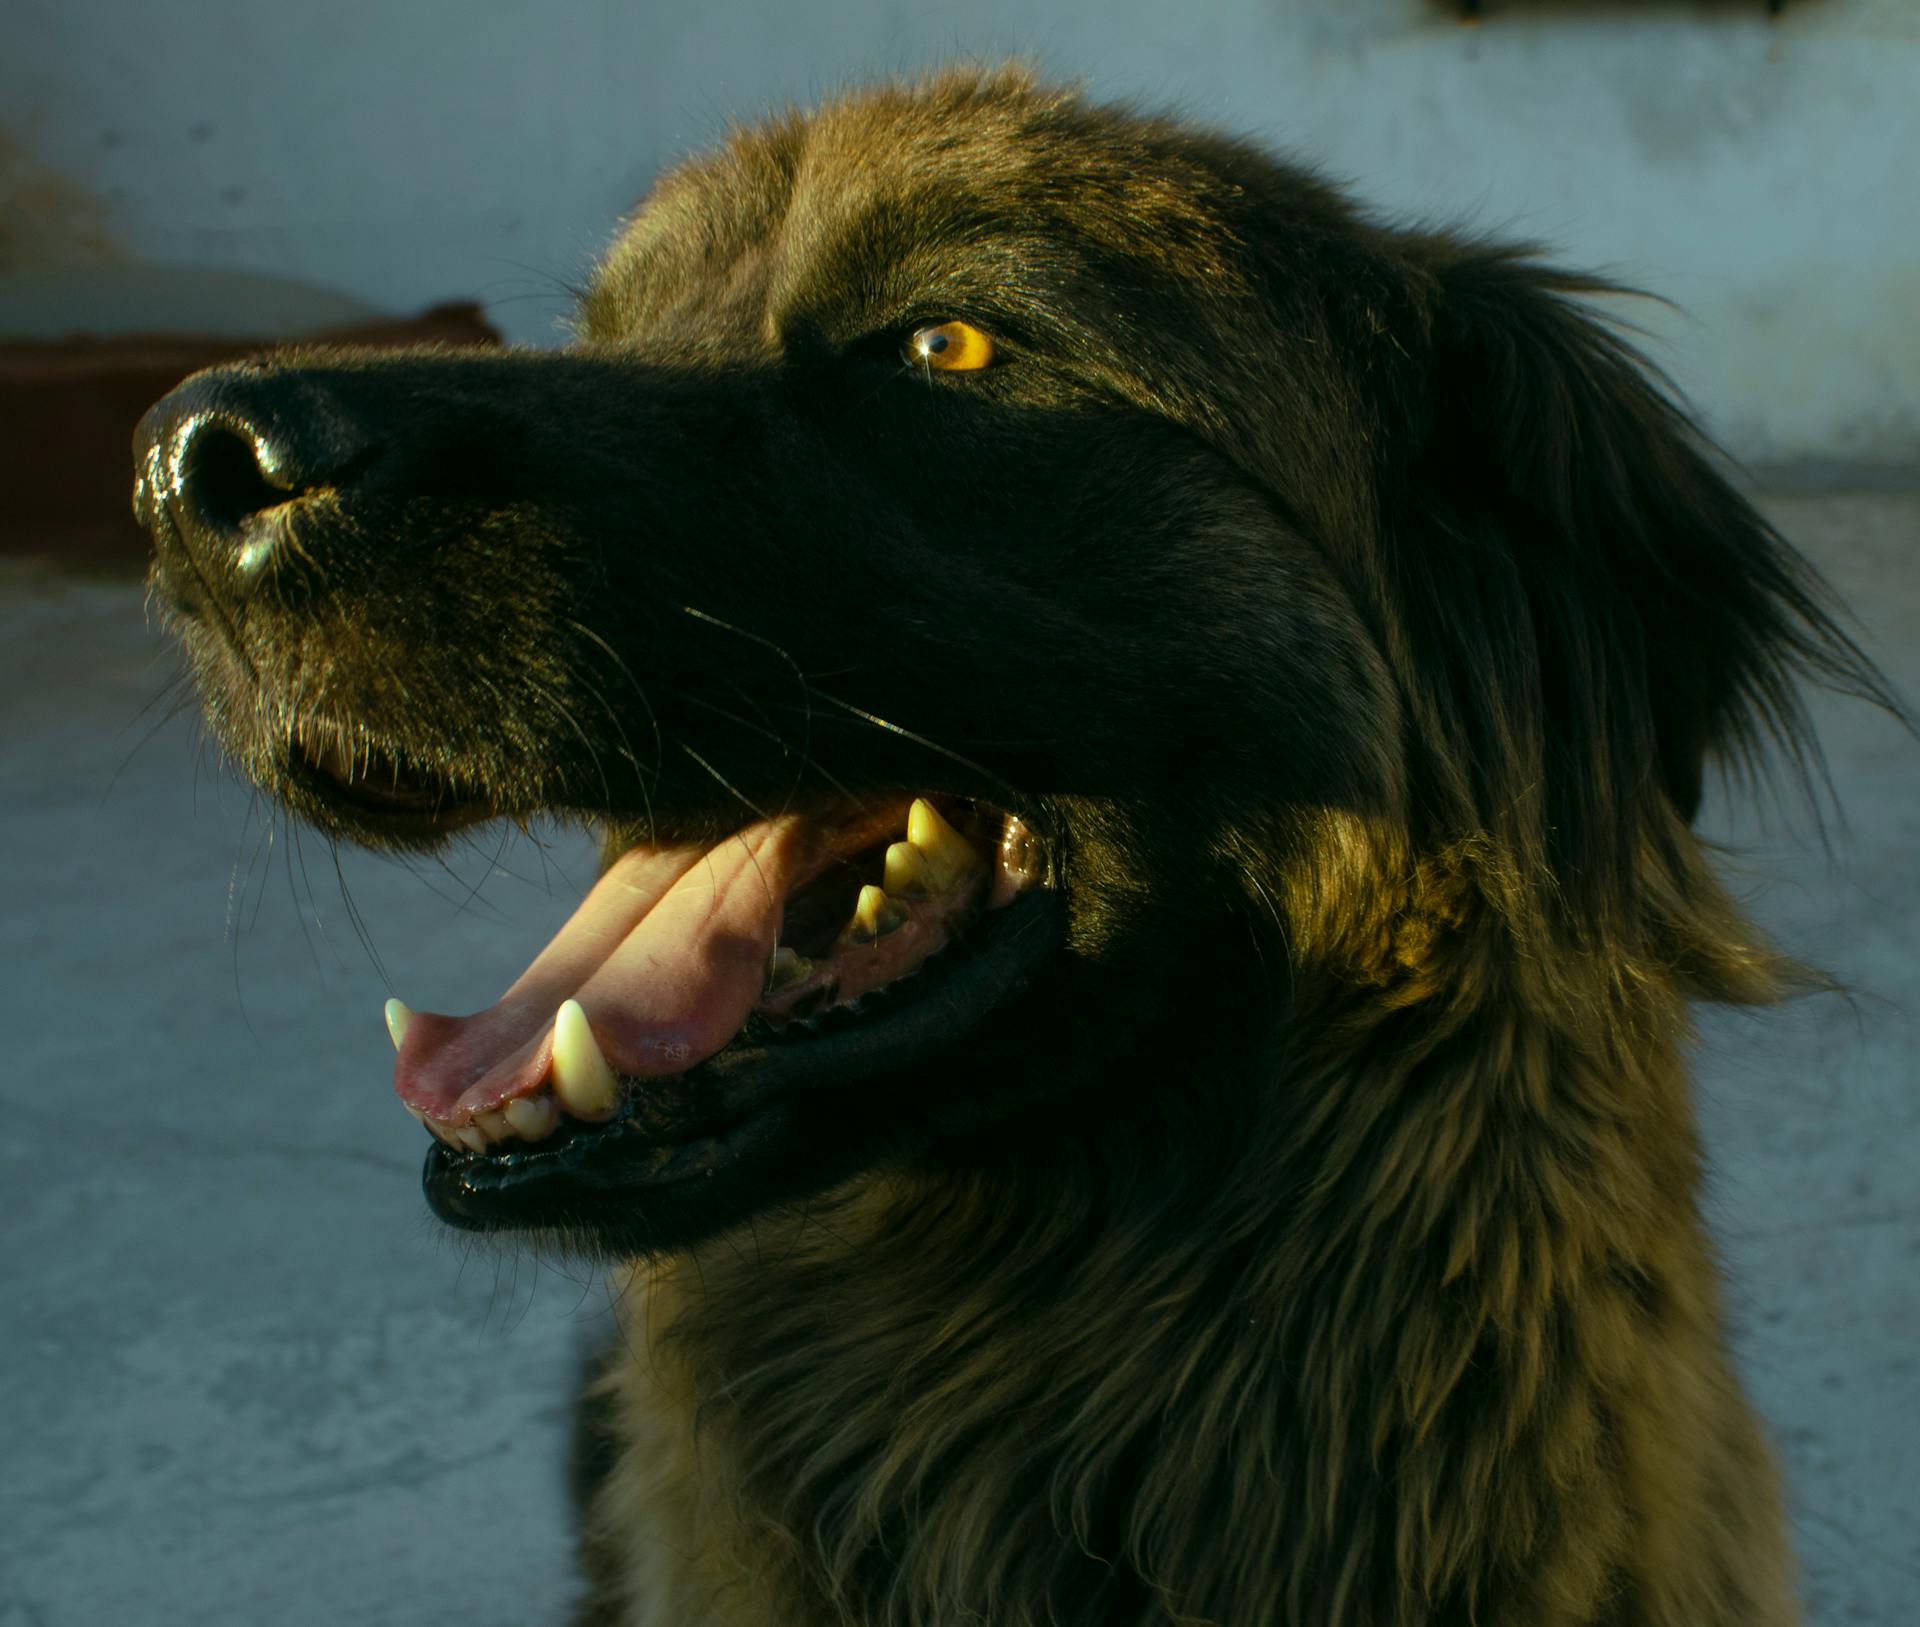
[1395,246,1884,871]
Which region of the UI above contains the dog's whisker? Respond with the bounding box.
[564,619,665,774]
[802,688,1018,799]
[683,609,1021,803]
[675,743,772,825]
[282,817,332,978]
[525,675,621,815]
[680,692,866,815]
[106,680,202,800]
[327,836,396,990]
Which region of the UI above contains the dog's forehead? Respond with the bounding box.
[576,71,1252,347]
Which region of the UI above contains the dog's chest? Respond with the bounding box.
[587,1277,826,1627]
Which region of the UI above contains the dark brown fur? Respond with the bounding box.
[140,67,1893,1627]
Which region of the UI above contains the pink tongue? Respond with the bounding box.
[394,817,806,1122]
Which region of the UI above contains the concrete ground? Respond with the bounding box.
[2,492,1915,1627]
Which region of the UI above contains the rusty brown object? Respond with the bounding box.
[0,300,500,569]
[1441,0,1790,17]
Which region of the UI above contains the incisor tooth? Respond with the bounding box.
[455,1124,489,1154]
[551,998,620,1120]
[476,1109,510,1143]
[765,946,814,993]
[906,798,981,891]
[503,1095,557,1141]
[384,997,413,1051]
[883,840,935,897]
[850,884,908,942]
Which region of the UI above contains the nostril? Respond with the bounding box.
[178,421,291,536]
[135,367,377,600]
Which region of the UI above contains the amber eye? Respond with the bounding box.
[904,319,996,372]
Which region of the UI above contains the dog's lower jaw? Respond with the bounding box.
[573,898,1798,1627]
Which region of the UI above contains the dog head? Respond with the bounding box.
[136,68,1876,1254]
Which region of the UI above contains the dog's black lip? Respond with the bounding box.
[420,887,1062,1230]
[282,746,499,839]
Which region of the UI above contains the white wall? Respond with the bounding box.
[5,0,1916,472]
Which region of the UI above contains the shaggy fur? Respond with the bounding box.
[138,68,1891,1627]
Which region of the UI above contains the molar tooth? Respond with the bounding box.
[765,946,814,993]
[883,840,935,897]
[384,997,413,1051]
[906,798,982,892]
[550,998,620,1121]
[503,1095,557,1142]
[850,884,908,943]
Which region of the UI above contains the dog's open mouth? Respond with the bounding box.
[376,789,1055,1227]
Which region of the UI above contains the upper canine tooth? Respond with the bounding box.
[850,884,908,942]
[550,998,620,1120]
[883,840,935,897]
[384,997,413,1051]
[906,798,981,892]
[765,946,814,993]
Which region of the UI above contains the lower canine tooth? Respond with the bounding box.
[551,998,620,1120]
[850,884,908,942]
[384,997,413,1051]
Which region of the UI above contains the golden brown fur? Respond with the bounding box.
[542,71,1892,1627]
[542,69,1909,1626]
[575,817,1801,1626]
[137,64,1896,1627]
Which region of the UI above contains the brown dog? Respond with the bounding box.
[137,66,1885,1627]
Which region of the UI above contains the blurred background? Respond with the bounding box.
[2,2,1914,1624]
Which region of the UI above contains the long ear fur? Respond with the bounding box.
[1388,242,1894,924]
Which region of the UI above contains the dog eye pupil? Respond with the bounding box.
[905,320,994,372]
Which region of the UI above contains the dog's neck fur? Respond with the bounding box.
[585,825,1797,1627]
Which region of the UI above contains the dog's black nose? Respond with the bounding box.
[133,366,374,595]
